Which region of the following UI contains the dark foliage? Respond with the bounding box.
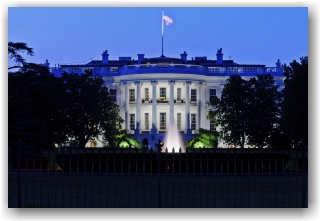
[8,42,34,68]
[9,64,63,158]
[246,74,281,148]
[219,75,249,148]
[281,57,308,145]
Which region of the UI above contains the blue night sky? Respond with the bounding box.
[8,6,308,68]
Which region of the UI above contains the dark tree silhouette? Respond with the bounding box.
[8,62,64,159]
[281,56,308,147]
[8,42,34,69]
[59,70,123,148]
[246,74,281,148]
[218,75,250,148]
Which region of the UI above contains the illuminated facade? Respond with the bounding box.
[51,48,284,148]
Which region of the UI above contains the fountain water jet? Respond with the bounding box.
[163,119,186,153]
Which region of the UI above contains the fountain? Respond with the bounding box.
[162,119,186,153]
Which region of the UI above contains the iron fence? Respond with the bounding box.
[8,147,308,208]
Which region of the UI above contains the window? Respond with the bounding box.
[129,89,135,103]
[191,114,196,130]
[177,113,182,130]
[144,88,149,101]
[209,89,217,104]
[144,113,149,130]
[191,89,197,102]
[109,89,116,102]
[160,113,166,130]
[177,88,182,101]
[210,89,216,97]
[90,140,97,148]
[130,114,135,130]
[160,88,166,99]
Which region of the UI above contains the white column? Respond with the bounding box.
[135,81,141,134]
[124,82,129,131]
[151,80,158,134]
[197,82,202,130]
[185,80,192,134]
[169,80,175,122]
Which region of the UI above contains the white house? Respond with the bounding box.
[50,48,284,149]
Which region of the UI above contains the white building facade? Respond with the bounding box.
[51,48,284,149]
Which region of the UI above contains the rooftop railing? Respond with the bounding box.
[116,64,283,76]
[51,64,284,77]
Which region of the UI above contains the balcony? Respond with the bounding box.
[57,62,283,78]
[141,99,150,103]
[157,97,168,103]
[115,64,283,77]
[131,98,195,105]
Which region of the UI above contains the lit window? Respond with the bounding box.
[90,140,97,148]
[160,88,166,99]
[160,113,166,130]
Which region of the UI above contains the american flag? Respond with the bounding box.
[162,14,173,26]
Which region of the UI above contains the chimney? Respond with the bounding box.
[180,51,188,63]
[216,48,223,64]
[44,59,50,68]
[138,54,145,64]
[102,50,109,64]
[276,59,283,73]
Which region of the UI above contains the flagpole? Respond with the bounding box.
[161,9,164,57]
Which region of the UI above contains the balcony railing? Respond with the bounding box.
[119,64,207,75]
[134,98,187,104]
[54,63,283,78]
[114,64,283,76]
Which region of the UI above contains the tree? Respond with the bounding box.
[8,61,64,158]
[8,42,70,174]
[207,94,220,130]
[246,74,281,148]
[218,75,250,148]
[8,42,34,69]
[281,57,308,146]
[59,70,123,148]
